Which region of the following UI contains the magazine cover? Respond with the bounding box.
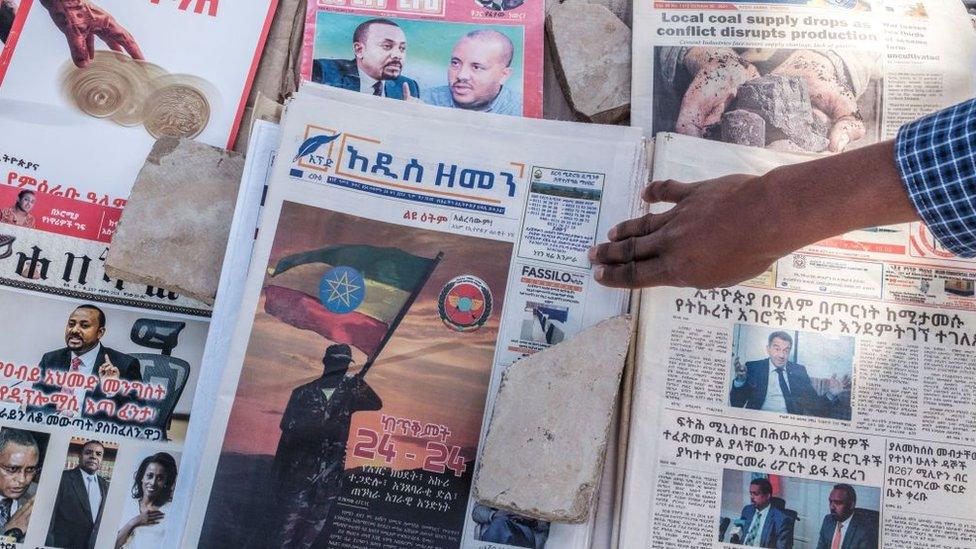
[0,3,275,544]
[299,0,543,117]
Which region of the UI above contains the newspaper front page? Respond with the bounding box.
[620,133,976,549]
[299,0,543,117]
[632,0,976,151]
[0,2,276,547]
[179,83,644,549]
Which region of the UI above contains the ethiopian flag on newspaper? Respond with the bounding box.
[263,245,440,358]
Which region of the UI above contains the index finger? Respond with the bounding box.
[643,179,694,203]
[606,210,674,242]
[402,82,411,99]
[100,27,144,61]
[593,259,669,289]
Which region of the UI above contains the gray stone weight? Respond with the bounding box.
[721,109,766,147]
[735,74,828,152]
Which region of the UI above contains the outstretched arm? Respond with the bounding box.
[590,138,917,288]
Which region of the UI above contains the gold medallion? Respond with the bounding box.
[143,82,211,139]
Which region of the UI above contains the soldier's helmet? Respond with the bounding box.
[322,343,353,375]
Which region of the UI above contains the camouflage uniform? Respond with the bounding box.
[271,371,382,549]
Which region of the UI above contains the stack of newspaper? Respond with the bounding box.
[170,83,646,549]
[619,0,976,547]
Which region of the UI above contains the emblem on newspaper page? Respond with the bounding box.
[438,275,492,332]
[320,265,366,314]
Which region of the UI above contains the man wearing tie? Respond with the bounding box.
[32,304,141,419]
[311,18,420,100]
[816,485,879,549]
[729,331,845,418]
[0,428,41,543]
[47,440,110,549]
[736,478,794,548]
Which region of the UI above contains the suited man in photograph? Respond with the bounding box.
[729,331,848,419]
[735,478,794,548]
[816,484,878,549]
[0,428,41,544]
[46,440,109,549]
[311,18,419,100]
[32,304,141,419]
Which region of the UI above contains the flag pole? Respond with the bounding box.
[357,251,444,378]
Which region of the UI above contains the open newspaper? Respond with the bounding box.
[300,0,543,117]
[0,1,275,547]
[176,83,645,549]
[632,0,976,151]
[619,132,976,548]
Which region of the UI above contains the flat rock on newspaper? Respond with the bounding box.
[176,83,645,549]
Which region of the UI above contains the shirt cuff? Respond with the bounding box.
[894,99,976,258]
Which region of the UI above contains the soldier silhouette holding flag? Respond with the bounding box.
[270,343,382,549]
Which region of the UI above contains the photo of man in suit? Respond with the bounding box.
[816,485,878,549]
[420,30,521,116]
[46,440,111,549]
[32,304,141,419]
[735,478,794,548]
[729,331,849,420]
[311,18,419,100]
[0,428,43,544]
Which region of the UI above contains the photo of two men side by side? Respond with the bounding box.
[308,14,526,117]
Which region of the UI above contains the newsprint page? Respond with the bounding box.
[620,133,976,549]
[178,83,645,549]
[632,0,976,149]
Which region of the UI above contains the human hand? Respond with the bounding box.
[98,356,119,379]
[3,496,33,534]
[676,47,759,137]
[39,0,143,68]
[134,506,165,527]
[402,82,423,104]
[588,140,920,290]
[589,175,786,288]
[771,50,864,152]
[829,374,852,395]
[733,356,746,381]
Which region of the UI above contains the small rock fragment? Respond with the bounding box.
[735,75,828,152]
[105,138,245,305]
[475,315,633,523]
[721,109,766,147]
[547,3,631,123]
[767,139,807,152]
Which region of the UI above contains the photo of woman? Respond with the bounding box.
[115,452,177,549]
[0,190,36,228]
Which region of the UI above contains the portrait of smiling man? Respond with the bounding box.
[31,304,141,420]
[422,29,522,116]
[311,18,420,100]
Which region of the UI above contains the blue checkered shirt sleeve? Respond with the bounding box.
[895,98,976,258]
